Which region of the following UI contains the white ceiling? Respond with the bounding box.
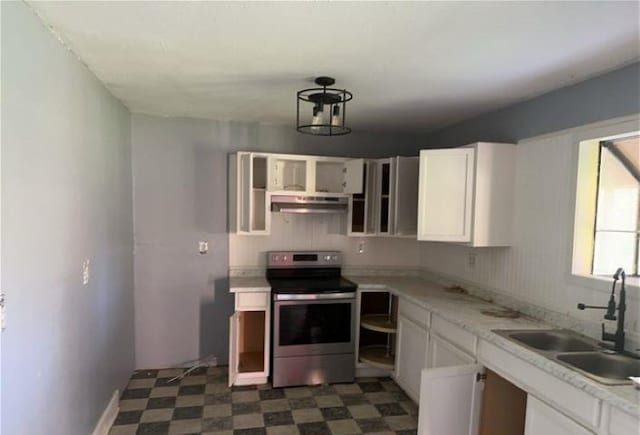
[28,1,640,133]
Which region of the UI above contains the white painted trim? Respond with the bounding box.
[560,114,640,292]
[91,390,119,435]
[568,273,639,295]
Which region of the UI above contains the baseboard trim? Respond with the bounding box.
[92,389,119,435]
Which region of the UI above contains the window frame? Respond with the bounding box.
[590,140,640,277]
[568,115,640,293]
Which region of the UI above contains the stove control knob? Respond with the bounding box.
[283,255,288,262]
[331,255,338,261]
[324,255,331,261]
[273,255,280,262]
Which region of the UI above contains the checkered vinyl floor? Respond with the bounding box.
[109,366,418,435]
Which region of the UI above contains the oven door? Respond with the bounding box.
[273,293,356,358]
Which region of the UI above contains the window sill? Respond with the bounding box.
[569,273,639,295]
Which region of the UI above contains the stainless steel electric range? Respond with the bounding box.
[267,251,357,388]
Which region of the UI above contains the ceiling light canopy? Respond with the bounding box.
[297,77,353,136]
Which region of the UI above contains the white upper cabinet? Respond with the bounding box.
[315,157,364,194]
[348,156,419,237]
[348,160,377,235]
[268,154,310,193]
[394,156,420,236]
[230,152,270,235]
[376,158,395,235]
[230,152,364,235]
[267,154,364,195]
[417,142,516,247]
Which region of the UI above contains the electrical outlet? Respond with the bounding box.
[198,241,209,254]
[357,241,365,254]
[1,293,5,330]
[82,260,90,285]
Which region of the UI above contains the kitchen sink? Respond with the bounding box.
[508,330,598,352]
[555,352,640,385]
[494,328,639,385]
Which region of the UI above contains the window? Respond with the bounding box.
[592,138,639,276]
[573,131,639,283]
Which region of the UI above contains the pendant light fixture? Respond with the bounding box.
[297,76,352,136]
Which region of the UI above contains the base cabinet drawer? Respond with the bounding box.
[525,396,594,435]
[235,292,269,311]
[431,315,477,356]
[398,298,430,328]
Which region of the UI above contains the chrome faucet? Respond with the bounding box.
[577,268,626,353]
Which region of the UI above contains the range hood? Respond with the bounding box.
[270,195,348,214]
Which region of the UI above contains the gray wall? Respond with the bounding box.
[131,114,422,368]
[1,2,134,434]
[422,62,640,148]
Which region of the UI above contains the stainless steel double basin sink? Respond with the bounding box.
[494,329,640,385]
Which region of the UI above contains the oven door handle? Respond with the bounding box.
[274,292,355,301]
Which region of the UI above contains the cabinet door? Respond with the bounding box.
[364,162,378,234]
[239,153,252,232]
[348,160,371,235]
[376,159,395,235]
[429,333,475,368]
[343,159,364,194]
[395,315,428,402]
[228,313,239,387]
[418,363,484,435]
[268,155,309,192]
[393,157,419,235]
[417,148,475,242]
[524,396,592,435]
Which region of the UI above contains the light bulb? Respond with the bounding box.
[331,105,341,126]
[311,104,324,131]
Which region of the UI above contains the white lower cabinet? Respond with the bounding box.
[525,396,594,435]
[418,363,484,435]
[228,292,270,387]
[417,325,484,435]
[394,315,429,402]
[601,404,640,435]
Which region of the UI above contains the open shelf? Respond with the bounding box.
[361,314,397,334]
[238,311,265,374]
[239,351,264,373]
[359,345,395,370]
[358,291,398,372]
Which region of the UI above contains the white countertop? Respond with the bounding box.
[229,273,639,416]
[347,275,639,417]
[229,276,270,293]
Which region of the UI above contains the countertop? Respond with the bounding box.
[229,274,639,416]
[229,276,270,293]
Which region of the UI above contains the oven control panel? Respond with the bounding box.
[268,251,342,268]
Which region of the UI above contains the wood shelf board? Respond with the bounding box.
[238,351,264,373]
[361,314,397,334]
[359,345,395,370]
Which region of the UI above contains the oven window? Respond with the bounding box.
[279,302,351,346]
